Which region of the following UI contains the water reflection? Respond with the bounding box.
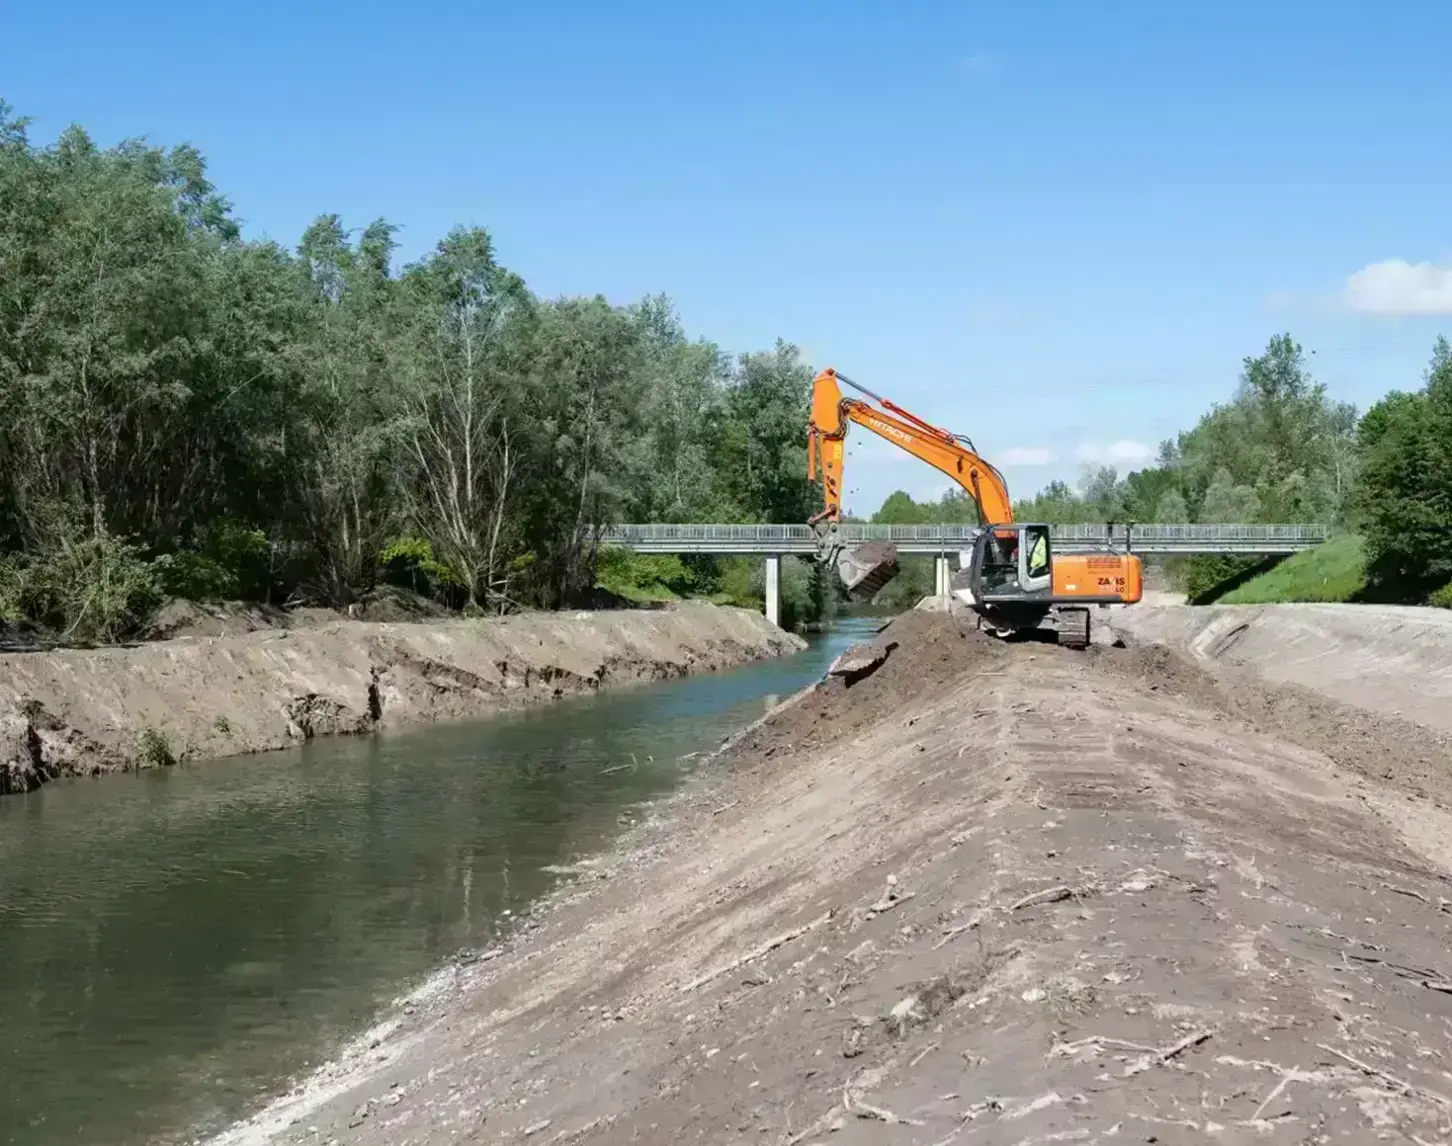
[0,618,876,1146]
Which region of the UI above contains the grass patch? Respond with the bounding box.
[1218,534,1368,605]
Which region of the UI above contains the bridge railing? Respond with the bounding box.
[602,523,1331,545]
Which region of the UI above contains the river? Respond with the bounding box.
[0,617,874,1146]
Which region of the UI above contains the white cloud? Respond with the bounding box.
[1076,439,1156,466]
[1344,259,1452,316]
[1001,446,1054,465]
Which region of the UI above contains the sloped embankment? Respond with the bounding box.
[1110,601,1452,734]
[0,602,804,795]
[213,609,1452,1146]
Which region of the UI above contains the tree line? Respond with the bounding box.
[0,103,824,641]
[4,103,1447,642]
[868,333,1451,606]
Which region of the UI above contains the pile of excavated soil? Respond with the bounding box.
[140,588,457,642]
[0,603,804,795]
[723,611,1005,765]
[211,610,1452,1146]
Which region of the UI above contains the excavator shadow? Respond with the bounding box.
[999,627,1062,647]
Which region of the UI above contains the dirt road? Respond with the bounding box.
[212,608,1452,1146]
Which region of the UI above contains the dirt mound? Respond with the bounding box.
[721,610,1002,766]
[351,586,454,624]
[1094,634,1452,811]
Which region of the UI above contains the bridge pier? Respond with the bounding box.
[934,555,952,598]
[764,554,781,628]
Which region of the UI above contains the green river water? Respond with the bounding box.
[0,618,872,1146]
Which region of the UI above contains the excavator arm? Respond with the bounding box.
[807,367,1014,526]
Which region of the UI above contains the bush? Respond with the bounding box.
[1431,582,1452,609]
[135,727,177,768]
[594,548,699,602]
[1176,555,1264,604]
[152,519,275,603]
[10,533,163,643]
[379,535,467,603]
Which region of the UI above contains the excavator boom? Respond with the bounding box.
[808,368,1013,526]
[808,367,1011,598]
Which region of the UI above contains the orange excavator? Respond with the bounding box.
[807,367,1142,648]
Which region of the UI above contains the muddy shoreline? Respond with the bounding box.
[204,602,1452,1146]
[0,602,805,795]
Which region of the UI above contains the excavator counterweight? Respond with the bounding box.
[806,366,1142,647]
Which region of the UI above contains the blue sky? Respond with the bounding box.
[7,1,1452,516]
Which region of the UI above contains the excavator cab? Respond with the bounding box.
[972,524,1053,600]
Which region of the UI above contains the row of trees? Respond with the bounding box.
[4,102,1445,640]
[0,104,825,640]
[865,333,1451,605]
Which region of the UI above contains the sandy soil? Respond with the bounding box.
[0,603,804,795]
[207,605,1452,1146]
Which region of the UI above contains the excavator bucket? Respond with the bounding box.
[835,541,900,600]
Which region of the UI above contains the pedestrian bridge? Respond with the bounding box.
[602,523,1329,627]
[604,523,1329,556]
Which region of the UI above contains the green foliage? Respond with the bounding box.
[1431,582,1452,610]
[1353,337,1452,596]
[1217,535,1369,604]
[135,727,177,768]
[1176,556,1259,604]
[154,521,273,602]
[713,558,761,610]
[2,510,163,642]
[1159,334,1358,525]
[594,548,698,602]
[0,101,827,638]
[378,535,466,601]
[873,491,930,525]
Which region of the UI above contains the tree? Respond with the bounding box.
[1154,489,1190,523]
[872,491,928,525]
[0,99,837,637]
[1158,334,1356,525]
[1355,339,1452,593]
[1200,467,1262,524]
[392,227,531,609]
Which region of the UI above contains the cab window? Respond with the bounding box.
[1025,526,1050,577]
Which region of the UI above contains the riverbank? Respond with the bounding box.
[0,602,804,795]
[208,603,1452,1146]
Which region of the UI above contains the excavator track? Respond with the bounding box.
[1054,606,1091,650]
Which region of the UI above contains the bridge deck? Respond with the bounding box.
[603,523,1329,556]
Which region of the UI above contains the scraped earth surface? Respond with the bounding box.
[212,609,1452,1146]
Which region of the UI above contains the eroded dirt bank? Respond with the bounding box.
[1112,601,1452,734]
[0,603,804,795]
[211,608,1452,1146]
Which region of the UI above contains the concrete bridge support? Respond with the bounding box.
[934,555,952,598]
[765,554,781,628]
